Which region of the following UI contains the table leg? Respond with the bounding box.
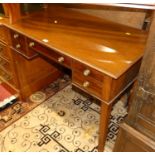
[98,102,112,152]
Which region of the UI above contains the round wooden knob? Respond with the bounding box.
[13,34,19,39]
[83,81,90,88]
[58,57,64,63]
[16,44,21,49]
[29,42,35,47]
[83,69,91,76]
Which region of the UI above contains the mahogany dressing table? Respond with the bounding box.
[0,5,147,151]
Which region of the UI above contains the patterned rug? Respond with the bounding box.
[0,75,71,132]
[0,76,128,152]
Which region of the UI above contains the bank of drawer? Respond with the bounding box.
[0,57,12,73]
[72,60,103,82]
[10,30,37,58]
[73,70,102,99]
[10,30,26,52]
[0,68,14,85]
[0,26,8,43]
[27,39,71,68]
[0,42,10,60]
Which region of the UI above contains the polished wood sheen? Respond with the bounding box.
[72,60,103,82]
[4,7,146,79]
[0,5,148,151]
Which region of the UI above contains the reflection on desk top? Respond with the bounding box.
[1,7,147,79]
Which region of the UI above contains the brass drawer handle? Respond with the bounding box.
[83,81,90,88]
[16,44,21,49]
[83,69,91,76]
[29,42,35,47]
[13,34,19,39]
[58,57,64,63]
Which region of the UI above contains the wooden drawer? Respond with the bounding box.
[0,68,14,85]
[73,70,102,99]
[0,25,8,43]
[72,60,103,82]
[10,30,36,59]
[10,30,26,52]
[0,42,10,60]
[27,38,72,68]
[0,57,12,73]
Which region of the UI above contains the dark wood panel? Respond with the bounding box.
[135,115,155,141]
[114,123,155,152]
[139,97,155,122]
[11,49,62,100]
[127,12,155,128]
[114,11,155,152]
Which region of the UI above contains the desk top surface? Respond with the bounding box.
[0,7,147,79]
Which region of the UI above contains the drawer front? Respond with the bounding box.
[72,60,103,82]
[10,30,37,58]
[27,39,72,68]
[0,68,14,84]
[0,57,12,73]
[0,42,10,60]
[0,26,8,43]
[10,30,26,53]
[73,70,102,99]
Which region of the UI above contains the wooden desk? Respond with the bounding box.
[0,8,147,151]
